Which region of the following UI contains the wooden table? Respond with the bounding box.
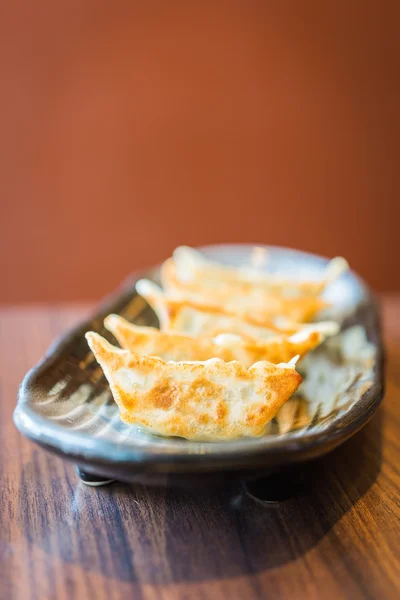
[1,299,399,600]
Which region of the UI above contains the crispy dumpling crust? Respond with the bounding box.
[136,279,303,341]
[170,246,348,297]
[86,332,302,441]
[104,314,336,366]
[161,258,329,322]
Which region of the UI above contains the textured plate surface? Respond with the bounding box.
[13,245,384,484]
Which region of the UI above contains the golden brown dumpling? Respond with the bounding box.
[136,279,302,341]
[85,331,302,441]
[168,246,348,297]
[161,258,329,322]
[105,314,338,366]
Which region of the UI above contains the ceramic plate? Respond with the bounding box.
[13,245,384,486]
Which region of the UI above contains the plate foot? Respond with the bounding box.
[76,467,115,487]
[243,470,305,504]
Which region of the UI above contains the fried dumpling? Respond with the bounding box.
[136,279,302,341]
[161,258,329,322]
[167,246,349,298]
[105,314,338,366]
[85,331,303,441]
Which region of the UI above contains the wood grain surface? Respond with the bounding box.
[0,299,399,600]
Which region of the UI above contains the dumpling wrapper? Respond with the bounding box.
[105,314,338,367]
[136,280,304,341]
[169,246,349,298]
[85,332,303,441]
[161,258,329,322]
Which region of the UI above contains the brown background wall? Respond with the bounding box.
[1,1,399,303]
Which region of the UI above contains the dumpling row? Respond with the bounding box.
[86,247,346,440]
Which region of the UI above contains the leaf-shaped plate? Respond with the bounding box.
[13,245,384,486]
